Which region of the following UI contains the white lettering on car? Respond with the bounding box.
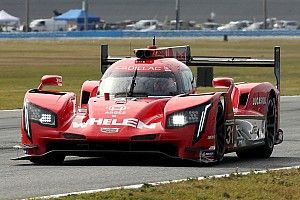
[111,119,122,126]
[103,118,112,125]
[105,105,127,115]
[72,118,156,129]
[253,97,267,106]
[164,66,172,71]
[123,118,139,128]
[116,66,162,71]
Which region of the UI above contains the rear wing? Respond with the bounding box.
[100,45,280,91]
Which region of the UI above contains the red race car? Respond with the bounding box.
[13,41,283,164]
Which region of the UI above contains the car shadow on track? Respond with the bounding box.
[14,153,300,168]
[63,155,201,167]
[52,155,300,169]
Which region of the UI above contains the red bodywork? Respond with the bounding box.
[16,45,283,164]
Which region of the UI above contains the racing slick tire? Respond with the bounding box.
[214,101,226,162]
[236,96,276,159]
[29,153,65,165]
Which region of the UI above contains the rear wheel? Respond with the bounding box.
[29,153,65,165]
[236,96,276,159]
[214,102,226,162]
[260,96,276,157]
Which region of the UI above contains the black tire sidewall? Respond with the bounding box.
[214,102,226,162]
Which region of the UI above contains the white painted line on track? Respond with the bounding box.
[30,165,300,200]
[0,109,22,112]
[281,96,300,98]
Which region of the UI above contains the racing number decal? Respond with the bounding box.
[226,126,234,145]
[225,120,235,145]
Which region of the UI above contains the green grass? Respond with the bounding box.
[52,168,300,200]
[0,38,299,109]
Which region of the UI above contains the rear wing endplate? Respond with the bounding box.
[100,45,280,91]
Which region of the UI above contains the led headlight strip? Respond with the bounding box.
[23,100,31,139]
[196,103,211,138]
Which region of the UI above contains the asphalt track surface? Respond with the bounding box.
[0,96,300,200]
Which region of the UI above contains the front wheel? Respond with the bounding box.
[214,102,226,162]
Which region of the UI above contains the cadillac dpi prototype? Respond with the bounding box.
[13,42,283,164]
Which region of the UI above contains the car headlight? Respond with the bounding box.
[24,101,57,128]
[166,103,211,129]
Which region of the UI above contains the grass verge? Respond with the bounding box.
[51,168,300,200]
[0,38,299,109]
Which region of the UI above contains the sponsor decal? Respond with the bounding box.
[72,118,156,129]
[252,97,266,106]
[207,135,215,140]
[164,66,172,71]
[208,145,215,150]
[101,128,120,133]
[225,119,235,125]
[199,150,215,162]
[116,66,162,71]
[202,151,214,157]
[105,105,127,115]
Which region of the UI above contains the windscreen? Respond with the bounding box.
[99,71,178,97]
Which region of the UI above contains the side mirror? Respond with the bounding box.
[38,75,63,90]
[213,77,234,96]
[212,77,233,88]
